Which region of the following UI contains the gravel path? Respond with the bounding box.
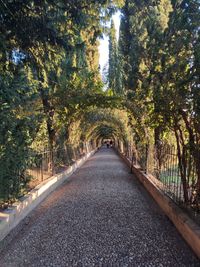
[0,148,199,267]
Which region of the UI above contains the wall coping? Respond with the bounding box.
[117,150,200,259]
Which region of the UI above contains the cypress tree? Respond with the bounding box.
[108,20,118,93]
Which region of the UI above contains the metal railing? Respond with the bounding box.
[116,142,200,223]
[0,142,95,208]
[28,142,96,183]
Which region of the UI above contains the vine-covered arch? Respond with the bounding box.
[75,108,134,154]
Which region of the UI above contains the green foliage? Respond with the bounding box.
[0,67,40,203]
[118,0,200,201]
[80,108,132,145]
[108,20,118,91]
[108,19,123,94]
[0,0,126,204]
[1,0,199,206]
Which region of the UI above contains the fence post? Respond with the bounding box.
[51,149,54,176]
[145,143,148,174]
[41,151,44,182]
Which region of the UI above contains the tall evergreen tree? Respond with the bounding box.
[108,20,118,93]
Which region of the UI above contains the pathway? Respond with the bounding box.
[0,148,199,266]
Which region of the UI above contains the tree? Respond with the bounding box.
[0,0,125,204]
[108,20,118,92]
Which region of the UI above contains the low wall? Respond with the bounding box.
[0,150,96,242]
[117,150,200,259]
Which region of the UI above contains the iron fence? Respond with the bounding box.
[145,145,199,208]
[28,142,94,183]
[117,142,200,223]
[0,142,95,208]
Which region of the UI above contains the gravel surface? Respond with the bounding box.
[0,147,199,267]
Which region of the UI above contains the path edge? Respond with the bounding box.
[0,150,96,242]
[117,150,200,259]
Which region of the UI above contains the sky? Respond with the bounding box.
[98,11,121,75]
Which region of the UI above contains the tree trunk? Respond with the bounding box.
[180,110,200,204]
[174,125,189,203]
[39,87,55,174]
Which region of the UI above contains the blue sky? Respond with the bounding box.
[98,11,121,74]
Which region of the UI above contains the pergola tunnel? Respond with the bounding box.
[0,0,200,263]
[82,109,131,154]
